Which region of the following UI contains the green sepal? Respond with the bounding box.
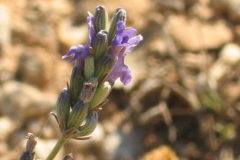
[108,8,126,44]
[70,66,84,106]
[89,81,111,110]
[92,30,108,61]
[84,55,94,80]
[56,88,71,132]
[67,101,88,129]
[73,111,98,137]
[94,6,108,33]
[94,55,116,83]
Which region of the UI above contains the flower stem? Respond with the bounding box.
[46,134,68,160]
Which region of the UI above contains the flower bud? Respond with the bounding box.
[67,101,88,129]
[70,66,85,105]
[108,8,126,44]
[56,88,71,132]
[84,55,94,80]
[19,152,35,160]
[62,153,73,160]
[19,133,37,160]
[94,6,108,33]
[74,111,98,137]
[80,78,98,103]
[89,81,111,110]
[92,30,108,61]
[94,55,116,82]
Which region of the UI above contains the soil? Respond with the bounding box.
[0,0,240,160]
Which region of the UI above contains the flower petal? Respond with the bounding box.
[120,28,137,39]
[62,46,78,59]
[75,45,90,68]
[111,22,136,47]
[108,55,128,84]
[122,34,143,57]
[108,59,132,85]
[87,15,95,46]
[62,45,89,65]
[116,21,125,34]
[120,66,132,85]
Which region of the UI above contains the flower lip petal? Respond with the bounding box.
[68,54,79,63]
[122,28,136,38]
[62,45,89,64]
[123,34,143,55]
[62,46,78,59]
[120,66,132,85]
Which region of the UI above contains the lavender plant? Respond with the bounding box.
[20,6,142,160]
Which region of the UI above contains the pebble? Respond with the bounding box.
[0,81,56,122]
[219,43,240,65]
[167,15,233,51]
[209,43,240,81]
[0,5,11,54]
[57,19,88,48]
[0,117,15,142]
[140,145,179,160]
[103,127,143,159]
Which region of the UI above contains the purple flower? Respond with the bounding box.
[62,11,143,86]
[62,45,89,68]
[108,21,143,85]
[62,14,95,68]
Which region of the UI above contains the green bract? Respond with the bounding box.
[89,81,111,110]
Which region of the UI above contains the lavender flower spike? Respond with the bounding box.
[46,6,143,160]
[108,21,143,85]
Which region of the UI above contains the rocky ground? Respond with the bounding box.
[0,0,240,159]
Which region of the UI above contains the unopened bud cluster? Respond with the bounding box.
[56,6,142,139]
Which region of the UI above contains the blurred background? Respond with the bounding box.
[0,0,240,159]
